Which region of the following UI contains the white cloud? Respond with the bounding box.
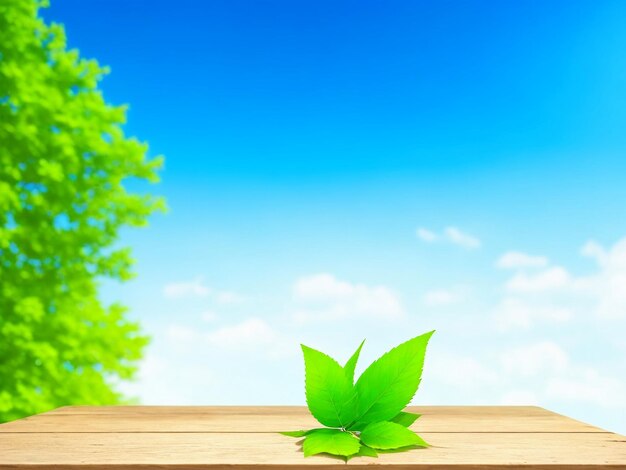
[425,339,625,416]
[444,226,481,249]
[428,353,499,389]
[423,287,466,306]
[293,273,404,323]
[416,228,437,242]
[416,226,480,249]
[166,324,199,342]
[164,317,289,359]
[505,266,570,292]
[207,318,277,349]
[546,368,626,408]
[201,310,218,322]
[581,240,607,263]
[215,291,244,305]
[163,278,210,298]
[577,238,626,319]
[499,237,626,319]
[494,297,571,330]
[500,389,539,405]
[594,281,626,319]
[496,251,549,269]
[118,354,215,405]
[424,289,458,306]
[163,279,244,305]
[295,273,353,301]
[501,341,569,377]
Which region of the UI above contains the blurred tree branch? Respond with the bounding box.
[0,0,164,422]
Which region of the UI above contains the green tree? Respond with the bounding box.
[0,0,164,422]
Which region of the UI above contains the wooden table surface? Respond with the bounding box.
[1,406,625,469]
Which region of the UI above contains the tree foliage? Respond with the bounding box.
[0,0,164,422]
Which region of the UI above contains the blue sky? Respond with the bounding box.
[44,1,626,433]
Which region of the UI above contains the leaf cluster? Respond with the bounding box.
[281,331,434,460]
[0,1,163,421]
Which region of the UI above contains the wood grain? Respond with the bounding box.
[0,406,604,434]
[0,406,624,469]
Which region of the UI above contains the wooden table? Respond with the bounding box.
[1,406,625,469]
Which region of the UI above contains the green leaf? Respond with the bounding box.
[302,428,361,457]
[344,339,365,384]
[353,444,378,458]
[360,421,429,450]
[301,344,357,427]
[390,411,421,427]
[350,331,434,427]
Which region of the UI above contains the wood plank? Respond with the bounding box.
[0,431,624,469]
[3,406,602,433]
[41,405,556,416]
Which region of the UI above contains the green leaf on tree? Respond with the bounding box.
[0,0,163,423]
